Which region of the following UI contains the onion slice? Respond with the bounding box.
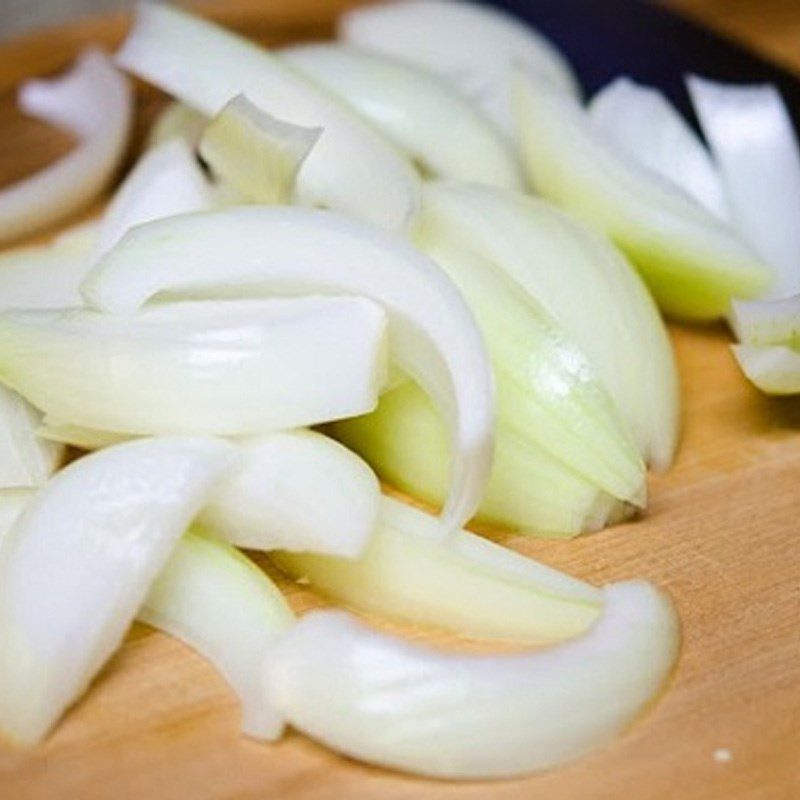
[687,76,800,298]
[266,580,679,779]
[199,95,321,204]
[589,77,729,220]
[94,138,214,260]
[732,344,800,395]
[81,206,495,534]
[340,0,580,139]
[0,50,132,244]
[0,488,33,538]
[147,101,208,149]
[116,2,419,231]
[275,495,600,642]
[514,69,770,319]
[281,44,522,188]
[730,294,800,347]
[139,527,294,740]
[0,436,236,744]
[0,298,388,436]
[200,431,381,559]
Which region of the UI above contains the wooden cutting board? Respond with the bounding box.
[0,2,798,798]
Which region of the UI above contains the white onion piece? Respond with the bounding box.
[340,0,579,139]
[513,69,770,320]
[0,488,34,541]
[0,50,132,244]
[147,101,208,149]
[266,580,679,779]
[0,298,388,437]
[199,95,321,204]
[37,422,129,451]
[275,495,600,642]
[140,527,293,740]
[732,344,800,395]
[688,77,800,298]
[116,3,419,231]
[81,207,494,534]
[200,430,380,558]
[419,183,680,470]
[730,294,800,346]
[281,44,522,188]
[589,77,729,220]
[0,436,236,744]
[95,138,214,260]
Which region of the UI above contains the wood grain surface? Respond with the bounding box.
[0,2,799,798]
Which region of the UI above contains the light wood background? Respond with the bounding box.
[0,1,799,798]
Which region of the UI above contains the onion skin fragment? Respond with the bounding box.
[265,581,680,780]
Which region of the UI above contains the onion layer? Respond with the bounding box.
[732,344,800,395]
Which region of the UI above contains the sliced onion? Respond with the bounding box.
[265,580,679,779]
[0,436,236,744]
[330,380,627,537]
[730,294,800,346]
[732,344,800,395]
[513,69,770,319]
[340,0,580,139]
[199,95,321,204]
[0,50,132,244]
[95,138,214,260]
[147,101,208,149]
[116,3,419,232]
[37,422,129,451]
[275,495,600,642]
[281,44,522,188]
[139,527,293,740]
[0,298,388,437]
[0,488,34,539]
[81,206,494,534]
[589,77,729,220]
[419,182,680,470]
[199,430,380,559]
[688,76,800,298]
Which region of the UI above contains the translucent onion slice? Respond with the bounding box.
[0,488,34,538]
[198,95,321,204]
[589,77,729,220]
[81,206,494,533]
[339,0,580,139]
[95,138,214,260]
[513,69,770,319]
[0,436,236,744]
[330,381,627,538]
[199,431,380,559]
[281,43,522,188]
[116,2,419,231]
[37,422,129,451]
[147,101,208,149]
[0,50,132,244]
[732,344,800,395]
[139,527,293,740]
[688,77,800,298]
[266,580,679,779]
[419,182,680,470]
[730,294,800,347]
[0,298,387,437]
[275,495,600,642]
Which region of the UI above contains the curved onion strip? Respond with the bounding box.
[274,495,601,643]
[513,69,770,319]
[116,2,419,232]
[199,95,321,204]
[0,299,388,436]
[200,431,380,559]
[0,488,34,539]
[688,76,800,298]
[0,436,236,744]
[265,580,679,779]
[730,294,800,347]
[419,182,680,471]
[589,77,729,220]
[140,527,293,740]
[0,50,132,245]
[95,138,214,260]
[147,101,208,149]
[339,0,580,139]
[281,44,522,188]
[37,422,129,451]
[81,206,495,534]
[732,344,800,395]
